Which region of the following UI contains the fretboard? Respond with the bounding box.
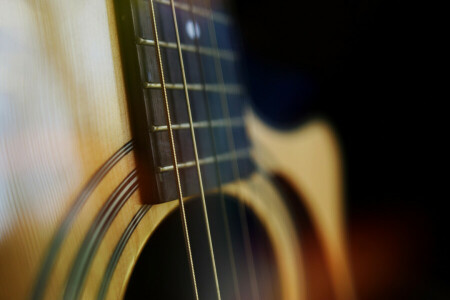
[116,0,254,203]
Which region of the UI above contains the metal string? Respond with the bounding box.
[148,1,199,299]
[168,1,222,299]
[185,1,242,298]
[200,0,260,298]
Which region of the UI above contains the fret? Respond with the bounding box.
[158,148,250,172]
[143,82,244,94]
[114,0,259,297]
[137,37,237,60]
[154,0,232,25]
[120,0,254,203]
[151,117,244,132]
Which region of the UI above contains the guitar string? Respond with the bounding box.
[168,1,222,299]
[201,0,260,298]
[185,1,242,299]
[148,1,200,299]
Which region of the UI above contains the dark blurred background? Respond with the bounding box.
[231,0,444,299]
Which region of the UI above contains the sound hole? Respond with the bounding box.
[125,194,280,300]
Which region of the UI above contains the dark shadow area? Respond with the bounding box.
[125,195,280,300]
[233,0,444,298]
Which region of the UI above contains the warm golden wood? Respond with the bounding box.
[248,113,356,300]
[0,0,133,299]
[1,0,353,299]
[43,153,136,300]
[223,174,305,300]
[101,173,305,300]
[102,200,178,300]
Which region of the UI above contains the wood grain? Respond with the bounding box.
[0,0,353,299]
[0,0,133,298]
[101,173,305,300]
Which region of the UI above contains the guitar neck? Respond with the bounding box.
[116,0,254,203]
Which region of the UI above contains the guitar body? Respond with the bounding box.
[0,0,354,299]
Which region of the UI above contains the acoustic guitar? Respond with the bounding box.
[0,0,355,299]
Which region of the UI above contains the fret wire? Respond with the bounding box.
[168,0,222,298]
[148,1,200,299]
[158,148,250,172]
[201,0,260,298]
[143,82,244,94]
[151,117,244,132]
[155,0,232,25]
[137,37,237,60]
[185,1,242,298]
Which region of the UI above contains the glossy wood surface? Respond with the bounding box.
[0,0,133,298]
[0,0,353,299]
[248,114,356,300]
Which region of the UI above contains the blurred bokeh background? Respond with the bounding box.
[231,0,443,299]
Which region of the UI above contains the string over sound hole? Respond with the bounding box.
[124,195,280,300]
